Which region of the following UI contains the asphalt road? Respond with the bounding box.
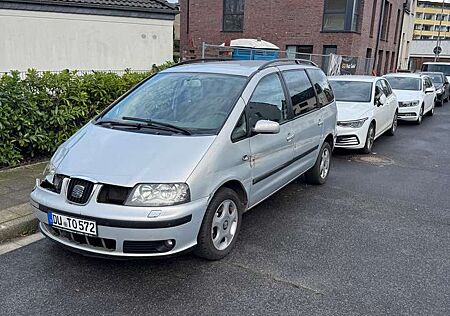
[1,104,450,315]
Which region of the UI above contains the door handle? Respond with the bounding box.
[242,155,250,161]
[286,133,295,142]
[318,120,324,126]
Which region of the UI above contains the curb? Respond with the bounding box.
[0,204,38,243]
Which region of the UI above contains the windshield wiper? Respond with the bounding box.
[95,120,140,128]
[122,116,191,135]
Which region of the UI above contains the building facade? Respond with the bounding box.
[398,0,416,70]
[0,0,178,72]
[414,0,450,40]
[181,0,405,75]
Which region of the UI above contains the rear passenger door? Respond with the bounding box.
[281,68,322,174]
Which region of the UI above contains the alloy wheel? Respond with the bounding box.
[367,126,375,151]
[319,147,330,179]
[392,113,397,133]
[211,199,238,251]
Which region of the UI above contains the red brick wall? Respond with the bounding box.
[181,0,404,74]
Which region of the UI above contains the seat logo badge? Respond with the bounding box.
[71,185,85,199]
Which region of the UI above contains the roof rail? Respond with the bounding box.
[171,58,233,68]
[258,58,318,70]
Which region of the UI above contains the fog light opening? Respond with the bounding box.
[164,239,175,249]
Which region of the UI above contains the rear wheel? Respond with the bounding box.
[305,142,332,185]
[386,111,397,136]
[361,123,375,154]
[194,188,242,260]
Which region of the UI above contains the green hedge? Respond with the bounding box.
[0,62,174,168]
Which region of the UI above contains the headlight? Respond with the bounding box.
[42,162,56,184]
[337,117,368,129]
[125,183,190,207]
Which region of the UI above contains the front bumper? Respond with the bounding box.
[30,182,209,257]
[398,104,420,121]
[335,121,370,149]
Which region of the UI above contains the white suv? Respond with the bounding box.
[384,73,436,125]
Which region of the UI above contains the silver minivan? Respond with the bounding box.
[31,59,337,260]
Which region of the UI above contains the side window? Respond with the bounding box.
[422,78,427,91]
[282,70,318,117]
[380,79,392,96]
[306,69,334,106]
[231,112,248,142]
[375,80,386,100]
[248,73,288,127]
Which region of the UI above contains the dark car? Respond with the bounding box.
[421,72,449,106]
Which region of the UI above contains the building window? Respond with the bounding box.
[381,1,391,41]
[323,45,338,55]
[286,45,313,59]
[223,0,245,32]
[370,0,378,37]
[394,9,401,43]
[323,0,360,32]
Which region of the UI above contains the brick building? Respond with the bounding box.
[180,0,405,75]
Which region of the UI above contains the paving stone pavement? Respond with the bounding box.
[0,162,47,241]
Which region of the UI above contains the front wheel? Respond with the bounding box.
[415,106,424,125]
[361,123,375,154]
[305,142,332,185]
[428,103,435,116]
[194,188,242,260]
[386,111,397,136]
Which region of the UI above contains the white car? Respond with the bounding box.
[329,76,398,153]
[384,73,436,124]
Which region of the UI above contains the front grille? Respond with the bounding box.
[45,224,116,251]
[123,240,175,254]
[336,135,360,146]
[67,178,94,204]
[97,184,131,205]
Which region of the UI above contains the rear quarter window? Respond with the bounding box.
[306,69,334,106]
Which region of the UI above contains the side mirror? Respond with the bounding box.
[376,94,387,106]
[252,120,280,134]
[425,87,435,94]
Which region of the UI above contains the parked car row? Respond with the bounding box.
[29,59,446,261]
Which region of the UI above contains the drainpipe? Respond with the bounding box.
[373,0,386,75]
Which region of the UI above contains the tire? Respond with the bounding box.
[305,142,332,185]
[428,103,435,116]
[194,188,242,260]
[415,105,424,125]
[361,123,375,154]
[386,111,397,136]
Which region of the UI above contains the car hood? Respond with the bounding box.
[54,123,216,186]
[434,83,444,90]
[393,89,423,102]
[336,101,372,121]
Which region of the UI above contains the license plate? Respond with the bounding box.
[48,212,97,236]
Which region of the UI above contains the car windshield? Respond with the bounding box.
[385,77,421,91]
[423,73,443,83]
[329,80,373,102]
[99,72,247,135]
[422,64,450,76]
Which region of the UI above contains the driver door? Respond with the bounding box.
[374,80,387,135]
[247,72,295,206]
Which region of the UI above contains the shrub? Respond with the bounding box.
[0,61,174,167]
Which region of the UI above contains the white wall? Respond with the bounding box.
[0,9,174,72]
[398,3,416,70]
